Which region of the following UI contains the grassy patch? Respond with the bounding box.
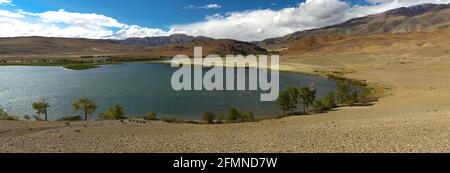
[63,64,99,70]
[326,74,381,103]
[139,112,158,121]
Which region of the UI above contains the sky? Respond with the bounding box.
[1,0,450,41]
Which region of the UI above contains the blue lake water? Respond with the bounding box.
[0,63,337,120]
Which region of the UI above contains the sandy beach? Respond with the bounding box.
[2,46,450,153]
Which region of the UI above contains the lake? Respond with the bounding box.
[0,63,337,120]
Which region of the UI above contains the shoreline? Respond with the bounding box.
[0,59,379,124]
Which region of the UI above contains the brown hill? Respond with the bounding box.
[0,37,126,57]
[284,30,450,56]
[0,36,266,59]
[118,34,213,46]
[257,3,450,52]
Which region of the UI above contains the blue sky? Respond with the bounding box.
[6,0,313,29]
[0,0,449,41]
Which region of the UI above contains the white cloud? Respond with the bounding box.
[172,0,450,41]
[185,3,222,9]
[0,9,23,18]
[107,25,174,39]
[202,3,222,9]
[0,0,12,5]
[27,9,125,28]
[0,0,450,41]
[0,17,115,38]
[0,8,175,39]
[0,9,129,38]
[174,0,353,41]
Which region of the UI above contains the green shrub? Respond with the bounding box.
[217,114,225,122]
[63,64,98,70]
[336,81,351,106]
[348,91,359,105]
[299,86,316,113]
[322,92,337,110]
[202,112,216,124]
[23,115,31,120]
[313,100,326,113]
[226,108,255,123]
[99,104,127,120]
[142,112,158,120]
[0,109,18,121]
[277,90,291,116]
[239,111,254,122]
[227,108,240,123]
[358,90,378,104]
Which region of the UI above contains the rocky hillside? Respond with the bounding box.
[0,36,266,59]
[257,3,450,51]
[118,34,213,46]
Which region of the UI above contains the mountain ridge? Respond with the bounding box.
[118,34,214,46]
[256,3,450,51]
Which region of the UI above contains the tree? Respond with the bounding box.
[349,91,359,106]
[313,100,325,113]
[144,112,158,120]
[32,100,50,121]
[277,90,291,116]
[227,108,240,123]
[336,81,351,106]
[299,86,316,113]
[113,104,125,119]
[225,108,254,123]
[202,111,216,124]
[322,91,337,110]
[99,104,126,120]
[72,98,98,121]
[287,87,299,112]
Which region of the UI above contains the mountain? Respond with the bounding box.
[0,37,127,56]
[257,3,450,52]
[119,34,213,46]
[0,36,266,59]
[133,39,267,58]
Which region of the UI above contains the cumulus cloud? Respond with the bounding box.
[36,9,125,28]
[172,0,352,41]
[0,0,12,5]
[172,0,450,41]
[1,0,450,41]
[0,9,23,18]
[0,8,175,39]
[185,3,222,9]
[107,25,175,39]
[0,9,131,38]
